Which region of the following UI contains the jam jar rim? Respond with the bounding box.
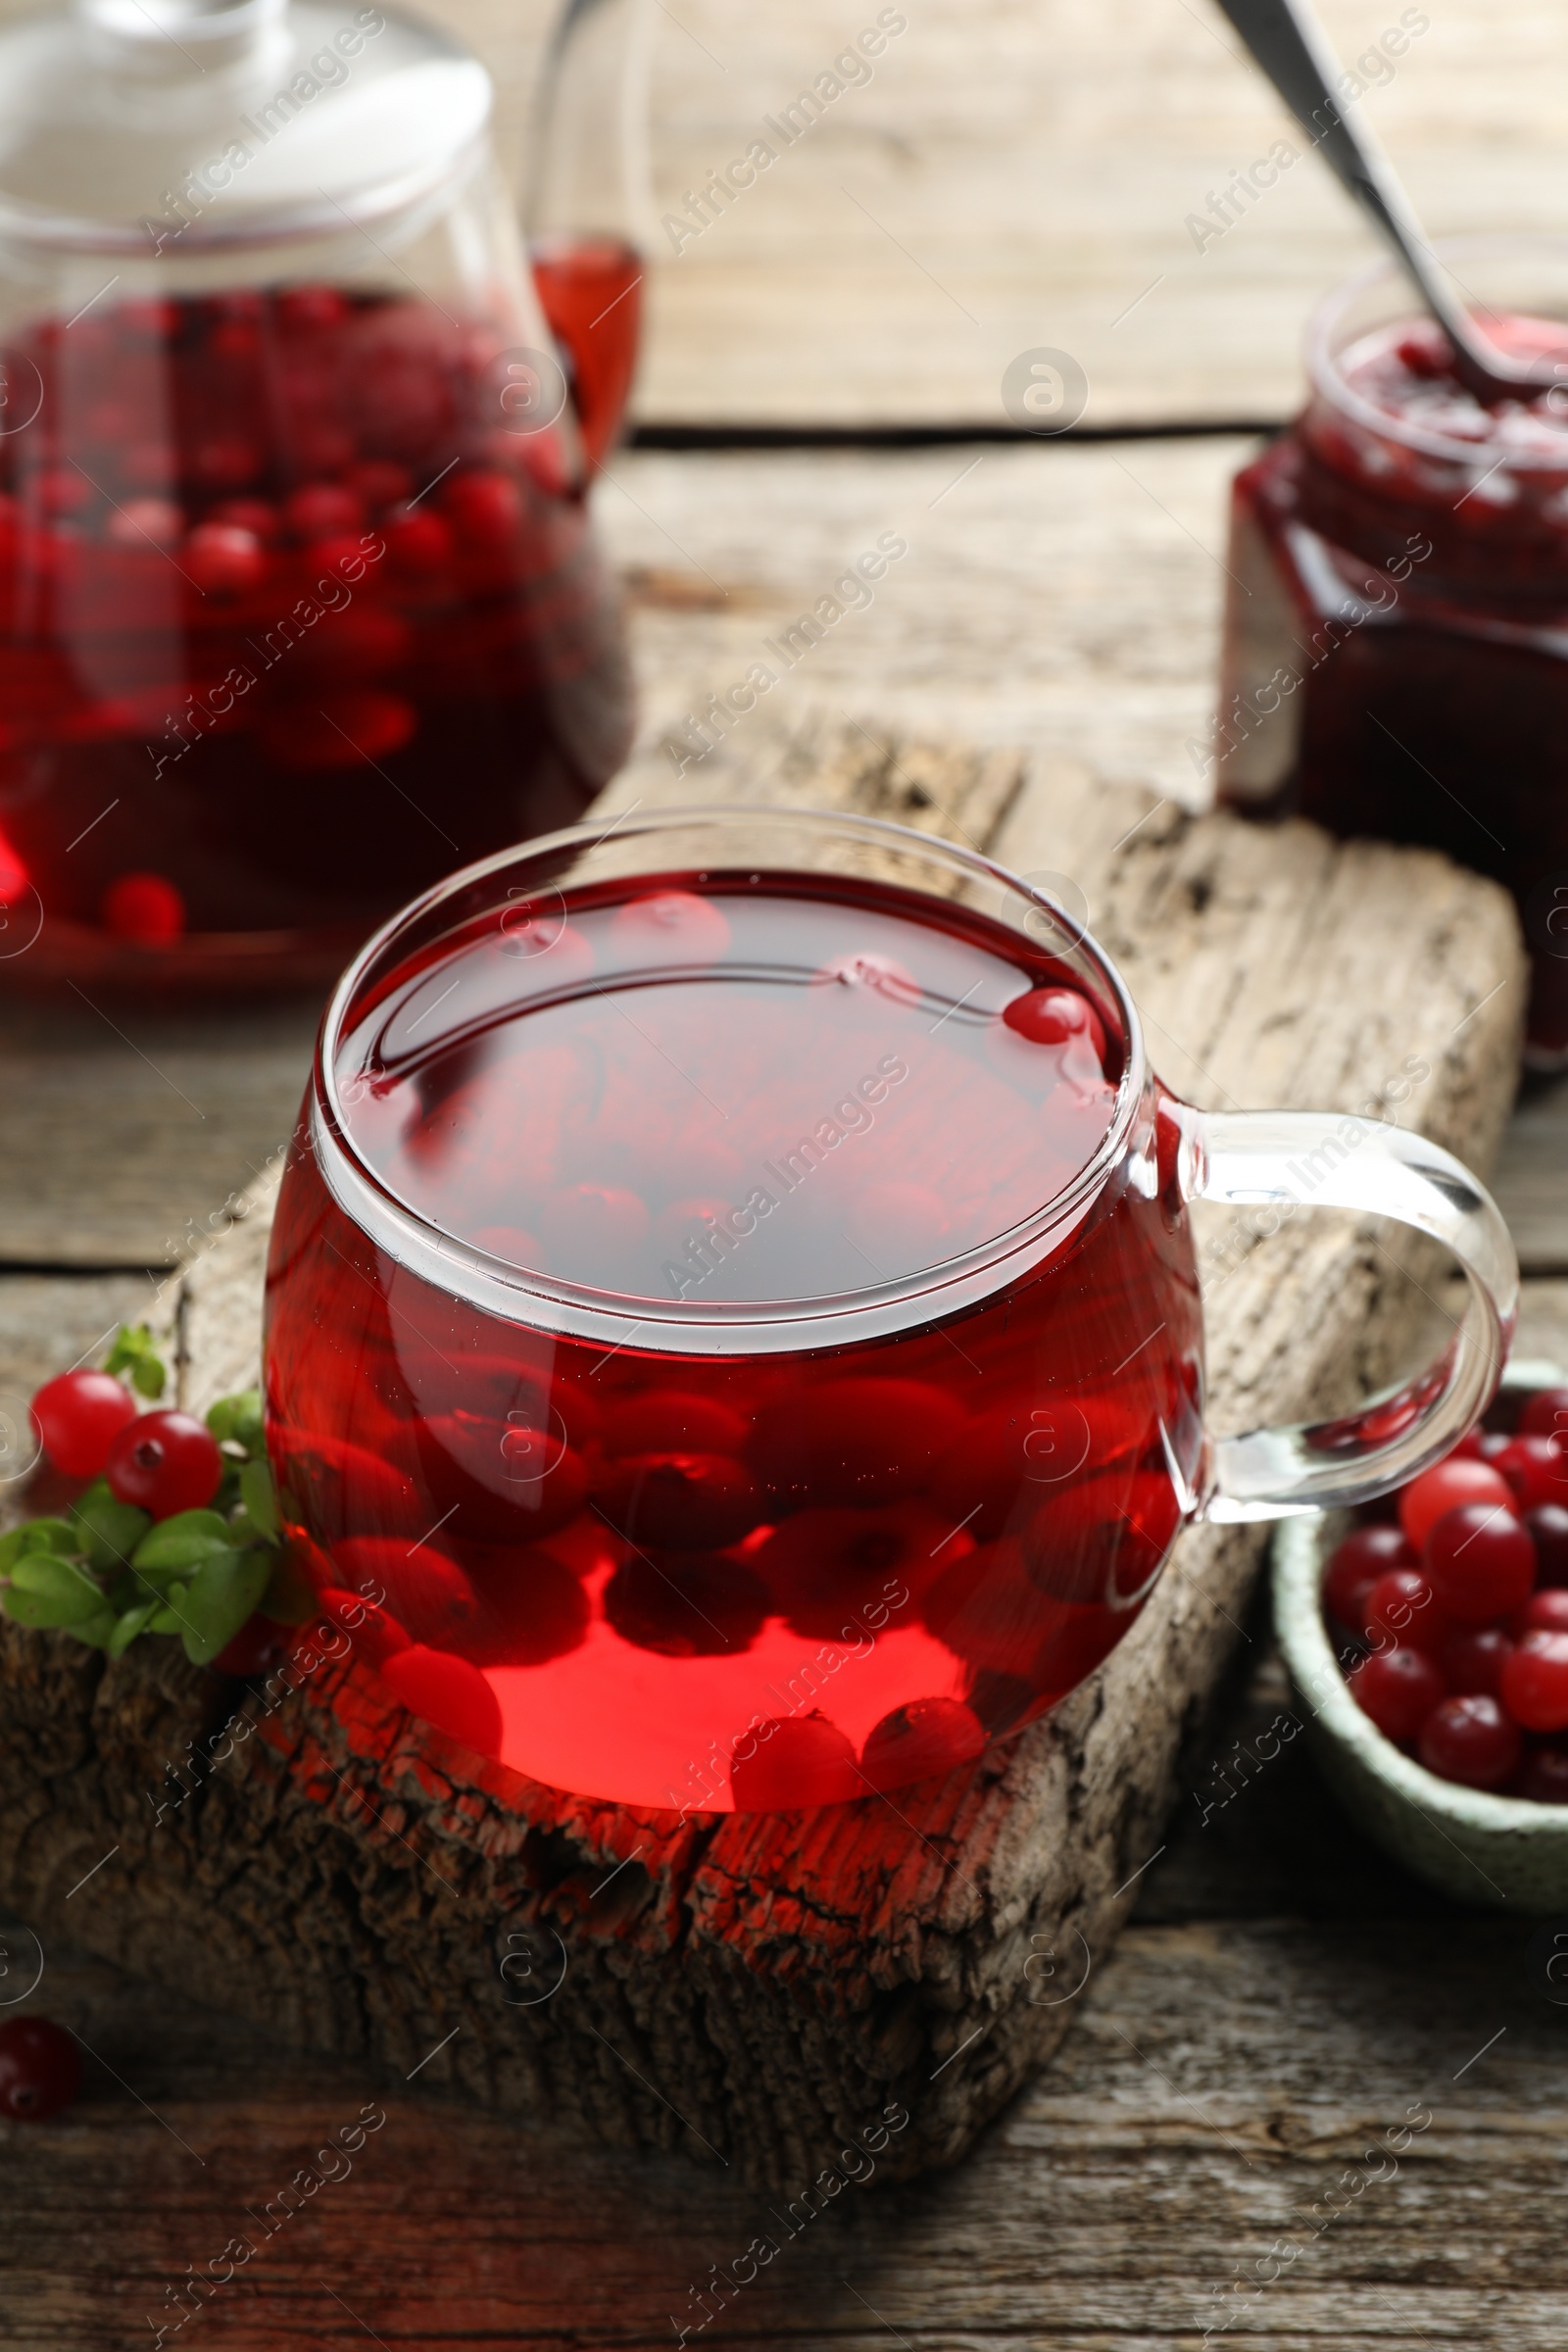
[1305,231,1568,477]
[306,803,1152,1357]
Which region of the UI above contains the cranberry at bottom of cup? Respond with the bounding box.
[314,1585,411,1668]
[858,1697,987,1789]
[379,1644,503,1758]
[727,1711,861,1809]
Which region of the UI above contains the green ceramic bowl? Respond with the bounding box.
[1272,1360,1568,1912]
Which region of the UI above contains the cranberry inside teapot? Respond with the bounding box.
[0,285,632,973]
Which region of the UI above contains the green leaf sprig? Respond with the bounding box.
[104,1321,168,1399]
[0,1328,304,1671]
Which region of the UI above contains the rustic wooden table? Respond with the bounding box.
[3,1,1568,2344]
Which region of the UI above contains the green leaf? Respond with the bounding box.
[238,1458,280,1542]
[147,1596,188,1636]
[3,1554,106,1627]
[71,1482,153,1572]
[132,1510,235,1574]
[0,1518,78,1575]
[104,1324,167,1400]
[207,1390,264,1456]
[74,1609,119,1649]
[107,1599,161,1656]
[180,1549,272,1668]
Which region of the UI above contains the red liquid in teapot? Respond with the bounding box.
[531,234,643,467]
[264,872,1202,1809]
[0,284,632,970]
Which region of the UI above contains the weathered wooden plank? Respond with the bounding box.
[370,0,1568,430]
[0,0,1555,429]
[0,719,1524,2199]
[1,1882,1564,2350]
[376,0,1568,431]
[598,439,1249,817]
[0,992,318,1271]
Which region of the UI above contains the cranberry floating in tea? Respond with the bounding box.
[1214,239,1568,1069]
[0,0,634,985]
[263,808,1517,1812]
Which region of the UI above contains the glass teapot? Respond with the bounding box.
[0,0,637,986]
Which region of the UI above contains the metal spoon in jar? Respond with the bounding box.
[1212,0,1561,404]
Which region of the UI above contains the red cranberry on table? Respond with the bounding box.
[29,1368,137,1477]
[104,1409,222,1519]
[102,872,186,947]
[0,2017,81,2121]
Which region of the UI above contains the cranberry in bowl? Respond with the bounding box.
[1275,1360,1568,1908]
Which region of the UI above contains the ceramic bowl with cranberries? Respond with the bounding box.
[1273,1361,1568,1909]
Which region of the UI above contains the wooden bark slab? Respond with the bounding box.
[0,719,1524,2189]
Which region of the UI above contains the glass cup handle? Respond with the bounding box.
[1179,1106,1520,1522]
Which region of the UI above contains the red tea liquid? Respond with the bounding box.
[0,280,632,972]
[265,872,1203,1809]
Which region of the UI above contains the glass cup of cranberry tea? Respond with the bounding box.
[0,0,638,988]
[260,805,1519,1812]
[1215,236,1568,1070]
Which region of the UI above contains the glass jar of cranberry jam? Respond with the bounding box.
[1215,239,1568,1069]
[0,0,634,988]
